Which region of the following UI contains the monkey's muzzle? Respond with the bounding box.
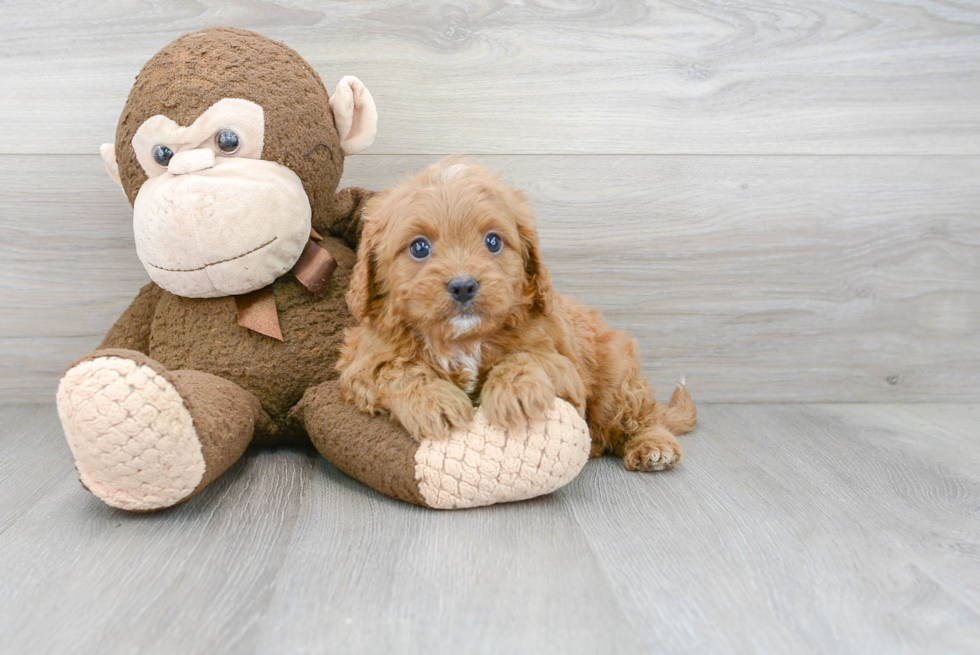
[133,155,312,298]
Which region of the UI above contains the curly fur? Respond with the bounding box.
[338,158,696,471]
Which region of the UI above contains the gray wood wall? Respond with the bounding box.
[2,0,978,403]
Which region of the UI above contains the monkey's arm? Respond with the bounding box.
[320,186,374,250]
[98,282,164,354]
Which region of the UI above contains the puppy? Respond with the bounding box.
[337,158,696,471]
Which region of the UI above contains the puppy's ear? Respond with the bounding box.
[514,193,555,316]
[346,213,381,322]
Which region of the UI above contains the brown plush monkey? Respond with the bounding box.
[56,28,589,511]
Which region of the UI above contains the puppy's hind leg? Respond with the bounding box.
[607,376,684,472]
[589,329,686,472]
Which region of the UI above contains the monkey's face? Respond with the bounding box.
[100,28,379,299]
[129,99,310,297]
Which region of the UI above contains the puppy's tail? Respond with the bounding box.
[662,379,697,436]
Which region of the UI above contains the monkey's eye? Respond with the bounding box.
[215,130,240,154]
[409,238,431,261]
[152,145,174,167]
[485,232,503,254]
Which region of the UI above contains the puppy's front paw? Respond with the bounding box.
[623,428,683,472]
[481,365,556,430]
[393,380,474,442]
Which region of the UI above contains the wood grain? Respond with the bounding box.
[1,403,977,654]
[247,466,641,654]
[566,403,980,654]
[3,3,979,653]
[3,153,978,403]
[1,0,979,155]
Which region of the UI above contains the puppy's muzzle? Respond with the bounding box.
[447,276,479,304]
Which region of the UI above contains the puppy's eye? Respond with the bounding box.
[152,145,174,167]
[409,238,431,260]
[485,232,503,254]
[215,130,241,154]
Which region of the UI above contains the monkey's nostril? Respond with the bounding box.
[447,276,479,304]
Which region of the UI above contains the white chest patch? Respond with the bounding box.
[436,344,483,394]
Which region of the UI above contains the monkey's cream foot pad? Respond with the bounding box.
[414,399,591,509]
[56,357,205,511]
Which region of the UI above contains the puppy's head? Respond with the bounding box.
[348,158,553,346]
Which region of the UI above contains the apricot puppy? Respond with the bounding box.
[338,159,696,471]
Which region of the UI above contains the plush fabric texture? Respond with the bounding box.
[58,27,591,512]
[114,27,346,231]
[165,368,270,491]
[297,380,427,506]
[133,157,312,297]
[100,237,358,442]
[131,98,266,175]
[100,143,122,187]
[329,76,378,156]
[297,381,590,509]
[57,354,206,511]
[164,147,217,175]
[414,399,590,509]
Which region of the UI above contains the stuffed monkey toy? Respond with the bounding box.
[56,28,590,511]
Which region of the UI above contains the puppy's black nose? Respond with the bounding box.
[447,276,479,304]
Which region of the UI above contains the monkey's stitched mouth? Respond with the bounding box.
[146,236,278,272]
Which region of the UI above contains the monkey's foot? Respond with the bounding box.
[57,356,205,511]
[413,399,591,509]
[302,381,592,509]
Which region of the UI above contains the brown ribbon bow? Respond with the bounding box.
[235,232,337,341]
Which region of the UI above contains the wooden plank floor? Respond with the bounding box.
[1,403,977,655]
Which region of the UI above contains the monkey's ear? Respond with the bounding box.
[329,76,378,156]
[99,143,123,188]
